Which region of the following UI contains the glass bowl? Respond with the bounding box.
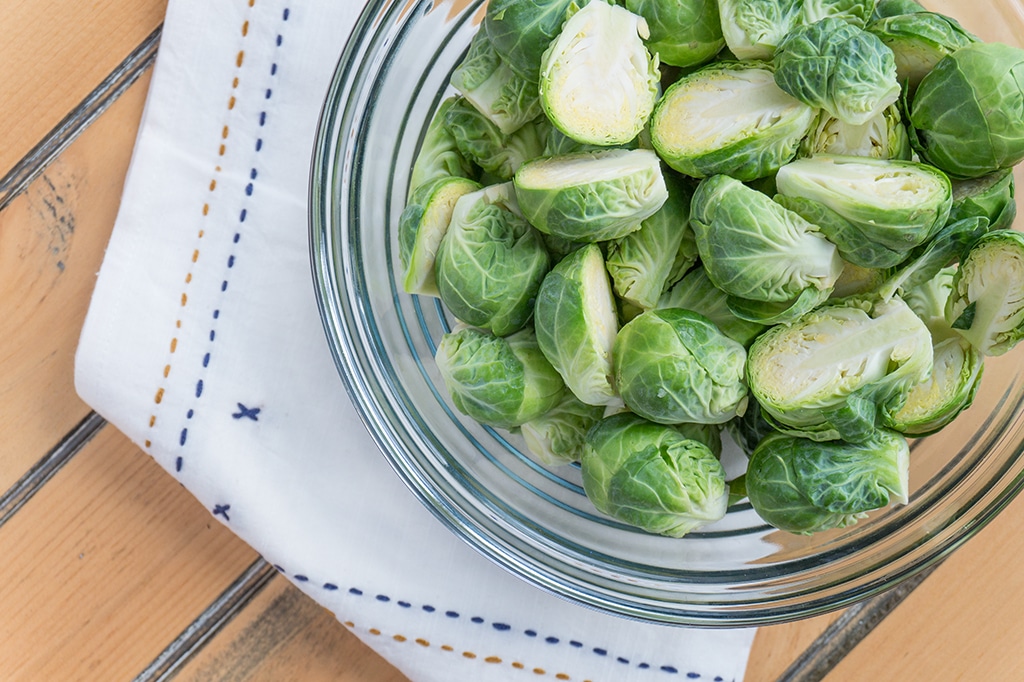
[310,0,1024,626]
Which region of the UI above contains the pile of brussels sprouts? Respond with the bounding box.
[398,0,1024,537]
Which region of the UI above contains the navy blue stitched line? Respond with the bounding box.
[273,564,731,679]
[176,5,290,521]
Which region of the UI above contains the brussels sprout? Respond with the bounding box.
[581,413,729,537]
[443,97,547,181]
[484,0,577,81]
[450,29,543,135]
[801,0,876,27]
[657,266,768,346]
[871,0,924,21]
[726,400,777,456]
[650,61,815,181]
[717,0,803,60]
[408,97,477,196]
[946,230,1024,356]
[398,176,481,296]
[908,42,1024,179]
[867,11,978,95]
[830,262,888,299]
[521,392,606,465]
[799,104,911,161]
[614,308,749,424]
[747,295,933,442]
[514,149,668,241]
[775,155,952,253]
[947,169,1017,232]
[604,174,694,310]
[435,326,565,429]
[887,336,983,436]
[624,0,725,68]
[746,429,910,535]
[539,0,660,146]
[534,244,620,405]
[773,18,900,127]
[435,183,551,336]
[901,264,959,339]
[690,175,843,322]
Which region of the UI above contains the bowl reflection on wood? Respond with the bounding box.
[309,0,1024,626]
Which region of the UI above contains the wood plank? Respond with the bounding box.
[0,0,167,177]
[0,426,258,680]
[174,576,409,682]
[825,492,1024,681]
[0,69,151,492]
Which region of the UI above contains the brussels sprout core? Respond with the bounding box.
[539,0,660,146]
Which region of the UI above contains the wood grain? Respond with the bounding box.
[174,576,409,682]
[0,71,152,493]
[0,426,258,680]
[0,0,167,178]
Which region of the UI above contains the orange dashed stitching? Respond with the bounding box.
[462,652,477,659]
[485,656,502,664]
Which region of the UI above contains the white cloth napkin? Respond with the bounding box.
[74,1,758,680]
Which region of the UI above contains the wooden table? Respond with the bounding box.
[3,1,1023,680]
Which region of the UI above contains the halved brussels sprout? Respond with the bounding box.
[888,336,984,436]
[948,169,1017,232]
[581,413,729,537]
[450,28,543,135]
[484,0,577,81]
[774,18,900,126]
[657,266,767,346]
[534,244,620,406]
[435,183,551,336]
[514,148,668,241]
[690,175,843,322]
[521,392,606,466]
[650,61,815,181]
[747,295,933,442]
[946,230,1024,356]
[867,10,978,95]
[604,174,694,310]
[624,0,725,68]
[909,42,1024,179]
[408,97,477,196]
[398,176,481,296]
[443,97,547,181]
[717,0,803,60]
[435,326,565,429]
[614,307,748,425]
[774,155,952,253]
[746,429,910,535]
[539,0,660,146]
[799,104,911,161]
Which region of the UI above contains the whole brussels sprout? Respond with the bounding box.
[435,183,551,336]
[871,0,924,20]
[775,155,952,253]
[521,392,606,466]
[604,173,695,310]
[746,429,910,535]
[801,0,876,26]
[690,174,843,324]
[946,230,1024,356]
[435,326,565,429]
[624,0,725,68]
[614,307,749,425]
[513,149,669,242]
[867,10,978,95]
[581,413,730,537]
[657,266,767,347]
[484,0,577,81]
[534,244,620,406]
[799,104,911,161]
[450,28,543,135]
[443,98,548,181]
[717,0,803,60]
[408,97,477,196]
[773,17,900,127]
[539,0,660,146]
[747,295,933,442]
[398,176,481,296]
[650,61,816,181]
[909,42,1024,179]
[947,169,1017,232]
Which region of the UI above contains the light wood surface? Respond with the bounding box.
[3,1,1024,681]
